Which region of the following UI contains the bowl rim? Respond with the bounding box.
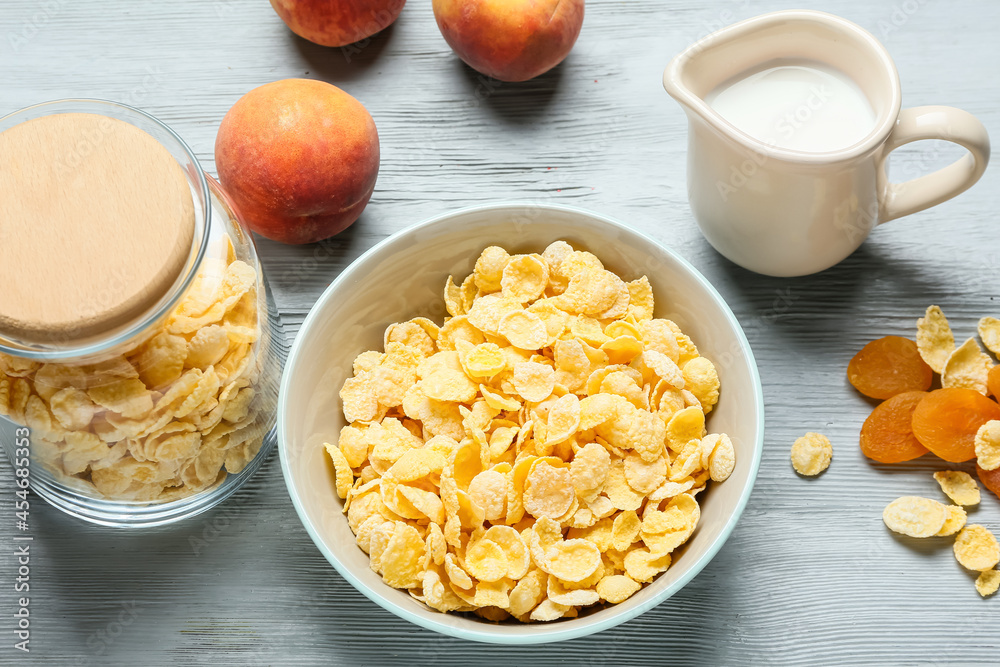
[277,201,764,644]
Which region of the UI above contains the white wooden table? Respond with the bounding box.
[2,0,999,664]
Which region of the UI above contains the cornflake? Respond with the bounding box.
[977,317,1000,357]
[936,505,967,537]
[790,432,832,476]
[974,421,1000,471]
[976,569,1000,597]
[933,470,981,506]
[916,305,955,374]
[882,496,947,538]
[954,525,1000,572]
[941,337,991,395]
[328,241,736,622]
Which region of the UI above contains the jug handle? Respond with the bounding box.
[877,106,990,224]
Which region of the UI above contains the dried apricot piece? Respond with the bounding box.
[977,463,1000,501]
[859,391,928,463]
[911,388,1000,463]
[847,336,932,399]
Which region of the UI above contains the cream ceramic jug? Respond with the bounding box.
[663,10,990,277]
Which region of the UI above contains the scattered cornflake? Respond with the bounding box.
[978,317,1000,357]
[790,432,832,476]
[916,305,955,374]
[935,505,967,537]
[975,569,1000,597]
[882,496,947,538]
[975,420,1000,471]
[330,240,734,621]
[941,337,992,395]
[933,471,981,506]
[954,525,1000,572]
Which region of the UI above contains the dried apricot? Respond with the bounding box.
[911,388,1000,463]
[847,336,932,399]
[978,463,1000,501]
[859,391,928,463]
[988,365,1000,399]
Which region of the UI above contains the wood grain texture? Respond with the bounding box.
[1,0,999,664]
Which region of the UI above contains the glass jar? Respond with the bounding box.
[0,100,284,527]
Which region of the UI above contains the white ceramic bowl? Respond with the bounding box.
[278,202,764,644]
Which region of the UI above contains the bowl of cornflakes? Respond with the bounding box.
[278,202,763,643]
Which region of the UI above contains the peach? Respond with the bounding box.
[270,0,405,48]
[215,79,379,245]
[432,0,585,82]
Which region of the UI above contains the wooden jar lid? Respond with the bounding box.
[0,113,195,345]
